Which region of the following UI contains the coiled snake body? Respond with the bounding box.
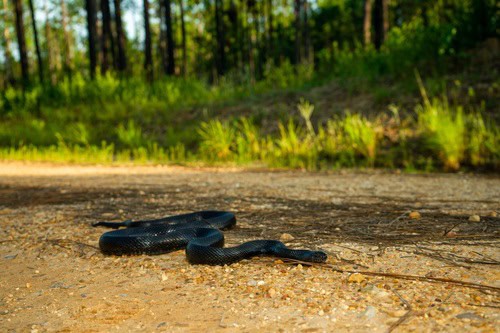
[93,211,327,265]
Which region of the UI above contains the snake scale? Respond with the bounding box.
[93,211,327,265]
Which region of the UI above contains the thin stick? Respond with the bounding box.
[388,310,414,333]
[387,289,414,333]
[277,259,500,293]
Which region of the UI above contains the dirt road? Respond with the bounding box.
[0,163,498,332]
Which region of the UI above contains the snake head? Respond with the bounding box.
[308,251,328,263]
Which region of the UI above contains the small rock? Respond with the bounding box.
[161,272,168,282]
[445,231,458,238]
[4,253,18,260]
[257,280,265,286]
[489,211,497,217]
[247,280,257,286]
[409,211,421,219]
[468,215,481,222]
[456,312,483,320]
[268,288,277,298]
[359,306,377,319]
[280,233,295,242]
[348,273,365,283]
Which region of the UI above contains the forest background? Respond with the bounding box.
[1,0,498,171]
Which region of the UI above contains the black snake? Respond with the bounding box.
[93,211,327,265]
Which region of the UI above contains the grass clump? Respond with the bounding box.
[342,113,379,166]
[416,98,466,171]
[198,119,236,161]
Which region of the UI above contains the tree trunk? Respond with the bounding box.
[294,0,302,64]
[163,0,175,75]
[60,0,74,79]
[13,0,30,85]
[179,0,187,76]
[363,0,372,46]
[158,0,168,74]
[100,0,114,74]
[266,0,274,64]
[2,0,14,85]
[373,0,388,50]
[28,0,44,83]
[303,0,311,63]
[252,4,261,78]
[143,0,153,81]
[214,0,225,77]
[113,0,127,72]
[44,0,56,85]
[85,0,98,79]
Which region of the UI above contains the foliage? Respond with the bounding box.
[3,95,497,172]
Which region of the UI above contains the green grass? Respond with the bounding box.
[4,94,497,173]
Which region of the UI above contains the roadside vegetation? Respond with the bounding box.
[1,0,498,171]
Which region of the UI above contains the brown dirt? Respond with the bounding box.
[0,163,499,332]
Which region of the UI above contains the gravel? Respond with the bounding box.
[0,163,498,332]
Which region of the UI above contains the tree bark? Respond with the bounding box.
[294,0,302,64]
[60,0,74,79]
[113,0,127,72]
[214,0,225,77]
[44,0,57,84]
[179,0,187,76]
[100,0,114,74]
[85,0,98,79]
[266,0,274,64]
[303,0,311,63]
[143,0,153,81]
[158,0,168,74]
[373,0,388,50]
[363,0,372,46]
[13,0,30,85]
[2,0,14,85]
[28,0,44,83]
[163,0,175,75]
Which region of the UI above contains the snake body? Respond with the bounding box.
[93,211,327,265]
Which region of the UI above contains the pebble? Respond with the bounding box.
[348,273,365,283]
[409,211,421,219]
[247,280,257,286]
[359,306,377,319]
[4,254,18,260]
[468,215,481,222]
[445,231,458,238]
[456,312,483,320]
[488,211,497,217]
[280,233,295,242]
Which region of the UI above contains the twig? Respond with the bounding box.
[219,312,227,328]
[386,211,411,226]
[276,258,500,293]
[443,222,462,236]
[392,290,411,309]
[388,310,414,333]
[443,302,500,309]
[387,289,414,333]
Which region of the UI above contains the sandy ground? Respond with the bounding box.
[0,162,499,332]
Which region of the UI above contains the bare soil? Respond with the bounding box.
[0,163,499,332]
